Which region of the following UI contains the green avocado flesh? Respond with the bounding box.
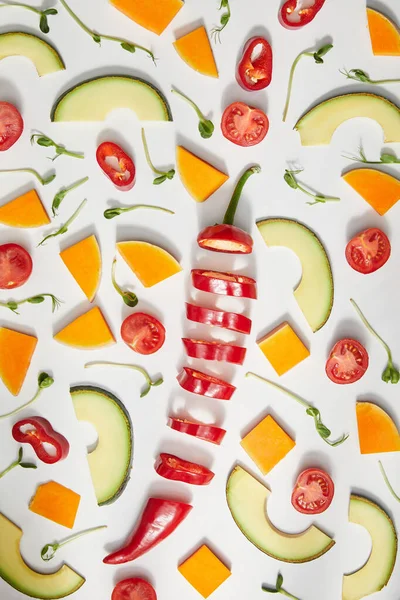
[52,76,172,122]
[257,218,333,332]
[343,495,398,600]
[295,93,400,146]
[0,513,84,598]
[226,466,335,563]
[0,32,64,76]
[71,386,133,506]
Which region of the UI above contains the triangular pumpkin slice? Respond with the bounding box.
[343,168,400,215]
[177,146,228,202]
[367,8,400,56]
[0,327,37,395]
[54,306,115,349]
[0,189,50,227]
[60,235,101,302]
[117,241,182,288]
[173,26,218,78]
[356,402,400,454]
[110,0,183,35]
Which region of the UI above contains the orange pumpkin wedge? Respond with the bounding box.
[60,235,101,302]
[343,168,400,215]
[367,8,400,56]
[356,402,400,454]
[117,241,182,288]
[0,189,50,227]
[177,146,229,202]
[110,0,183,35]
[54,306,115,349]
[173,26,218,78]
[29,481,81,529]
[0,327,37,396]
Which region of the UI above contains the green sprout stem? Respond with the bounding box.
[262,574,301,600]
[379,461,400,502]
[111,259,138,307]
[0,373,54,420]
[31,133,84,161]
[343,146,400,165]
[85,362,163,397]
[284,169,340,205]
[0,168,55,185]
[141,129,175,184]
[0,2,57,33]
[223,165,261,225]
[52,176,88,216]
[171,88,214,139]
[104,204,174,220]
[41,525,107,561]
[0,294,62,314]
[211,0,231,43]
[340,68,400,85]
[0,448,36,479]
[39,199,87,246]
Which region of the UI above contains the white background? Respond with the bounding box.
[0,0,400,599]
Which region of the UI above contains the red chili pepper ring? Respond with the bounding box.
[12,417,70,464]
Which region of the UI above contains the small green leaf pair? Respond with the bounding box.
[0,372,54,420]
[211,0,231,43]
[340,68,400,85]
[0,294,62,314]
[0,2,57,34]
[262,573,301,599]
[141,128,176,183]
[31,133,84,162]
[343,146,400,165]
[0,448,36,480]
[171,89,214,139]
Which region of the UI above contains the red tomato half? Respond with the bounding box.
[279,0,326,29]
[96,142,135,190]
[236,37,273,91]
[292,468,334,514]
[326,338,369,384]
[121,312,165,355]
[0,243,32,289]
[0,102,23,151]
[221,102,269,147]
[346,228,391,274]
[112,578,157,600]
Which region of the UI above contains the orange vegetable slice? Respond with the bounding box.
[173,26,218,78]
[0,327,37,396]
[110,0,183,35]
[367,8,400,56]
[0,189,50,227]
[356,402,400,454]
[241,414,295,475]
[178,544,231,598]
[60,235,101,302]
[343,168,400,215]
[54,306,115,349]
[257,322,310,376]
[177,146,229,202]
[117,241,182,287]
[29,481,81,529]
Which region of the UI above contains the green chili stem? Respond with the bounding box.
[223,165,261,225]
[0,168,55,185]
[85,361,162,397]
[379,461,400,502]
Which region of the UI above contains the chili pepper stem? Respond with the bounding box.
[85,361,162,397]
[223,165,261,225]
[379,461,400,502]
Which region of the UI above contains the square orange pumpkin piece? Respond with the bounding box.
[241,414,295,475]
[178,544,231,598]
[257,322,309,376]
[29,481,81,529]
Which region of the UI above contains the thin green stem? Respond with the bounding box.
[0,373,54,420]
[141,129,175,183]
[283,52,311,122]
[340,68,400,85]
[85,362,163,397]
[280,590,301,600]
[0,457,19,479]
[52,176,88,216]
[223,165,261,225]
[39,199,87,246]
[171,88,214,138]
[211,0,231,43]
[246,372,309,408]
[104,204,174,220]
[171,88,204,120]
[0,1,40,14]
[111,259,138,307]
[0,294,62,314]
[0,168,55,185]
[379,461,400,502]
[41,525,107,561]
[31,133,84,161]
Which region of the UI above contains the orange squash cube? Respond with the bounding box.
[29,481,81,528]
[178,544,231,598]
[241,414,295,475]
[257,322,309,376]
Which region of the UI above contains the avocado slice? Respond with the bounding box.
[52,76,172,122]
[295,93,400,146]
[0,512,84,598]
[343,495,397,600]
[0,32,64,76]
[257,218,333,332]
[70,385,133,506]
[226,466,335,563]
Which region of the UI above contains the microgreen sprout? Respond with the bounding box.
[0,294,62,314]
[85,362,163,397]
[0,448,36,479]
[141,129,175,184]
[31,133,84,161]
[111,259,138,307]
[340,68,400,85]
[0,168,55,185]
[211,0,231,43]
[343,145,400,165]
[51,177,88,216]
[0,372,54,420]
[284,169,340,205]
[171,88,214,139]
[104,204,174,220]
[379,461,400,503]
[38,199,87,246]
[262,574,301,600]
[0,1,57,33]
[41,525,107,561]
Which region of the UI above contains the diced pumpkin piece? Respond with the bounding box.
[110,0,183,35]
[0,189,50,228]
[54,306,115,349]
[241,414,295,475]
[343,168,400,215]
[0,327,37,396]
[177,146,229,203]
[117,241,182,288]
[60,235,101,302]
[178,544,231,598]
[29,481,80,529]
[356,402,400,454]
[257,322,309,376]
[367,8,400,56]
[173,26,218,78]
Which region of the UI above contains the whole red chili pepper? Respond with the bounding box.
[12,417,69,464]
[177,367,236,400]
[168,417,226,445]
[155,453,215,485]
[103,498,192,565]
[191,270,257,299]
[236,37,273,91]
[182,338,247,365]
[185,302,252,334]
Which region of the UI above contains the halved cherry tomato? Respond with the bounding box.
[346,228,391,275]
[279,0,326,29]
[182,339,247,365]
[121,312,165,355]
[0,102,23,151]
[168,417,226,445]
[326,338,368,384]
[291,468,334,514]
[221,102,269,147]
[96,142,135,190]
[155,453,215,485]
[236,37,273,91]
[0,243,32,289]
[191,270,257,299]
[177,367,236,400]
[112,577,157,600]
[186,303,252,334]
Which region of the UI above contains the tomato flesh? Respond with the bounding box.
[236,37,273,91]
[292,468,334,514]
[346,228,390,274]
[0,243,33,289]
[279,0,326,28]
[221,102,269,147]
[326,338,368,384]
[112,578,157,600]
[121,312,165,355]
[96,141,135,190]
[0,102,23,151]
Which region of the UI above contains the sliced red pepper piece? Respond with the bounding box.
[177,367,236,400]
[279,0,326,29]
[168,417,226,445]
[236,37,273,91]
[103,498,192,565]
[185,303,252,335]
[96,141,136,191]
[155,453,215,485]
[182,338,247,365]
[191,269,257,299]
[12,417,69,464]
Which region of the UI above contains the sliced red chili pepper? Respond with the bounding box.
[155,453,215,485]
[185,303,252,335]
[12,417,69,464]
[182,339,247,365]
[177,367,236,400]
[96,141,135,191]
[168,417,226,445]
[191,269,257,299]
[236,37,273,91]
[279,0,326,29]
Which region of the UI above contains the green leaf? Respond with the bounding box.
[122,292,139,307]
[43,174,56,185]
[381,153,400,163]
[6,301,18,312]
[18,447,23,462]
[41,543,58,561]
[166,169,175,180]
[261,586,278,594]
[36,136,54,147]
[199,119,215,139]
[44,8,58,15]
[276,574,283,591]
[220,12,230,25]
[284,170,298,189]
[103,208,121,219]
[316,423,331,438]
[153,174,167,185]
[27,296,45,304]
[306,407,319,417]
[20,463,37,469]
[39,14,49,34]
[316,43,333,57]
[121,42,136,53]
[152,378,163,387]
[38,372,54,388]
[92,33,101,44]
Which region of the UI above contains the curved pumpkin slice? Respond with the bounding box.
[0,327,37,396]
[343,168,400,216]
[356,402,400,454]
[367,8,400,56]
[177,146,229,202]
[0,189,50,228]
[54,307,115,349]
[110,0,183,35]
[60,235,101,302]
[173,26,218,78]
[117,241,182,288]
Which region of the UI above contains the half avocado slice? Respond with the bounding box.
[0,32,64,76]
[70,385,133,506]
